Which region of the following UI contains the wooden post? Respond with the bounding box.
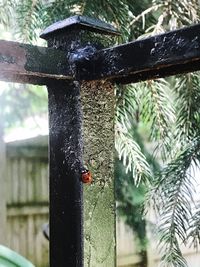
[40,15,118,267]
[81,81,116,266]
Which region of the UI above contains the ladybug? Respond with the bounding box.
[81,169,92,184]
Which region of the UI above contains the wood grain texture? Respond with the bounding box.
[6,145,49,267]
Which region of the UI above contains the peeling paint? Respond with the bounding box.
[0,54,15,64]
[0,40,71,85]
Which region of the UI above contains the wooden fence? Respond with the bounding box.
[4,135,200,267]
[5,136,49,267]
[117,219,141,267]
[3,135,141,267]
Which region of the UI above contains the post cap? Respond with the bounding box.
[40,15,120,39]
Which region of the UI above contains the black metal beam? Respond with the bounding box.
[2,23,200,86]
[48,81,84,267]
[0,40,71,84]
[76,23,200,84]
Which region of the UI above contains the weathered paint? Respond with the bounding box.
[2,23,200,85]
[75,23,200,83]
[40,16,118,267]
[47,81,84,267]
[0,40,71,84]
[81,81,116,267]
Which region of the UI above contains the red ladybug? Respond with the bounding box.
[81,169,92,184]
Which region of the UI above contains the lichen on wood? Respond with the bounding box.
[81,80,116,267]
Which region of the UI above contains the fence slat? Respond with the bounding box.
[12,159,19,203]
[6,145,49,267]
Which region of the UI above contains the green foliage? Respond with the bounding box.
[0,0,14,27]
[115,85,148,185]
[0,84,47,131]
[138,79,175,160]
[115,157,147,250]
[5,0,155,43]
[115,126,151,185]
[174,73,200,142]
[187,205,200,249]
[151,138,200,266]
[15,0,45,42]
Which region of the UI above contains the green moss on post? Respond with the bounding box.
[81,81,116,267]
[40,16,118,266]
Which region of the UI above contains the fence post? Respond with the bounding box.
[81,80,116,267]
[40,16,118,267]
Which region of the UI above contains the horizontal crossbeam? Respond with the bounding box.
[1,23,200,85]
[78,23,200,83]
[0,40,71,85]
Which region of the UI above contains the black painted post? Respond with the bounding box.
[47,81,83,267]
[40,16,119,267]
